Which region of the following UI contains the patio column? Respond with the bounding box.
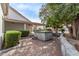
[0,4,3,49]
[24,24,26,30]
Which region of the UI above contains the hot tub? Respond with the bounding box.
[34,31,53,41]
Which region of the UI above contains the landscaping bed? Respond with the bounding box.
[0,36,62,56]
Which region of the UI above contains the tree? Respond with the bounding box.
[39,3,79,40]
[39,3,64,33]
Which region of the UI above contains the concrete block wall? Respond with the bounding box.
[59,34,79,56]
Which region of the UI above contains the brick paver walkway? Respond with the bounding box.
[0,37,62,56]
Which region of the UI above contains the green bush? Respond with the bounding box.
[61,28,65,33]
[3,31,21,48]
[20,30,30,37]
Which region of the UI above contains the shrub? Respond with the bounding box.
[20,30,30,37]
[3,31,21,48]
[61,28,65,33]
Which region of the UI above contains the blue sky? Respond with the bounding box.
[10,3,43,23]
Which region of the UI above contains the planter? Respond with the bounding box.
[34,31,53,41]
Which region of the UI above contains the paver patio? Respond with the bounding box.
[0,36,62,56]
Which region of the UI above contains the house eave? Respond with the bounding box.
[4,18,32,24]
[4,18,45,26]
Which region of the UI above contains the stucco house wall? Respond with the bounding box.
[26,24,32,32]
[0,4,4,49]
[4,21,33,32]
[4,21,24,31]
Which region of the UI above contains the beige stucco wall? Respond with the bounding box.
[4,21,24,31]
[0,4,3,35]
[0,4,3,49]
[26,24,32,32]
[4,21,33,32]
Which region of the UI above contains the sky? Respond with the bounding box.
[10,3,43,23]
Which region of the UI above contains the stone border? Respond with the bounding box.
[0,44,21,55]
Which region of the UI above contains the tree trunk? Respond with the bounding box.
[76,27,79,40]
[75,15,79,40]
[75,20,79,40]
[69,27,73,38]
[65,24,73,38]
[72,21,76,39]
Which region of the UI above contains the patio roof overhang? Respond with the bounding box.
[4,18,32,24]
[4,18,45,26]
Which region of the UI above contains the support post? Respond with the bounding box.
[24,24,26,30]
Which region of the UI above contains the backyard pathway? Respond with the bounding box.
[0,36,62,56]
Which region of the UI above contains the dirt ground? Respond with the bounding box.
[0,37,62,56]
